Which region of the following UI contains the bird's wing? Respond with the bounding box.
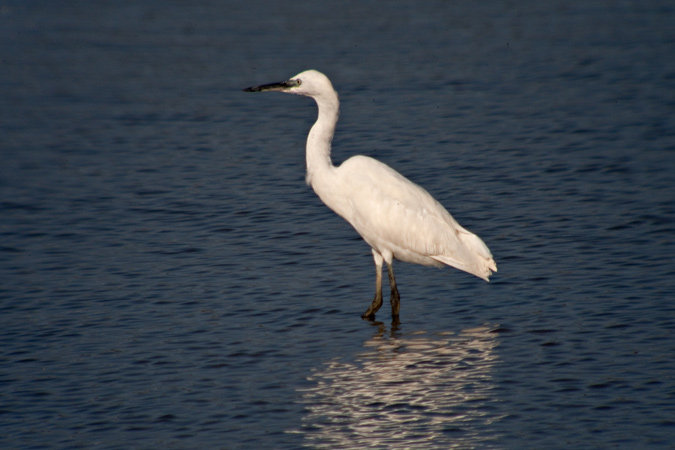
[339,156,460,253]
[338,156,496,279]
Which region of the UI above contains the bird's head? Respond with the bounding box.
[243,70,335,99]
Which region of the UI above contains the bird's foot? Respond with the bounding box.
[362,294,383,321]
[361,311,376,321]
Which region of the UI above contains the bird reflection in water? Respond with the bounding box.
[292,324,503,449]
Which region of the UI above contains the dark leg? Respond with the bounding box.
[362,252,384,320]
[387,263,400,319]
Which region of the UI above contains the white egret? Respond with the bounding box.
[244,70,496,320]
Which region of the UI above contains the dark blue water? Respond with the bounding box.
[2,1,674,449]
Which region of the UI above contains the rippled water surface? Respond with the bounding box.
[2,1,674,449]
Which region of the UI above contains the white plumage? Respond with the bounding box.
[244,70,496,320]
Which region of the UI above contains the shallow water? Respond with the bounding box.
[1,1,674,449]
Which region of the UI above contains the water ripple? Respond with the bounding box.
[293,325,503,449]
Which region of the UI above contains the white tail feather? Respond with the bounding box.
[431,230,497,281]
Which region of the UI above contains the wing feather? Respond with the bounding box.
[335,155,496,280]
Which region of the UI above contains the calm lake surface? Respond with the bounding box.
[1,1,674,449]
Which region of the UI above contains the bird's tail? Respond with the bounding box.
[431,229,497,282]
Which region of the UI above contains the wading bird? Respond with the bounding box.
[243,70,496,321]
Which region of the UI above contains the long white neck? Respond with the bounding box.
[305,92,339,187]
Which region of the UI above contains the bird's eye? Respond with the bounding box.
[295,78,302,86]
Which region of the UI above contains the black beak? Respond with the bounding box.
[243,79,300,92]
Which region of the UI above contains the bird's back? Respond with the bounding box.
[327,155,496,281]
